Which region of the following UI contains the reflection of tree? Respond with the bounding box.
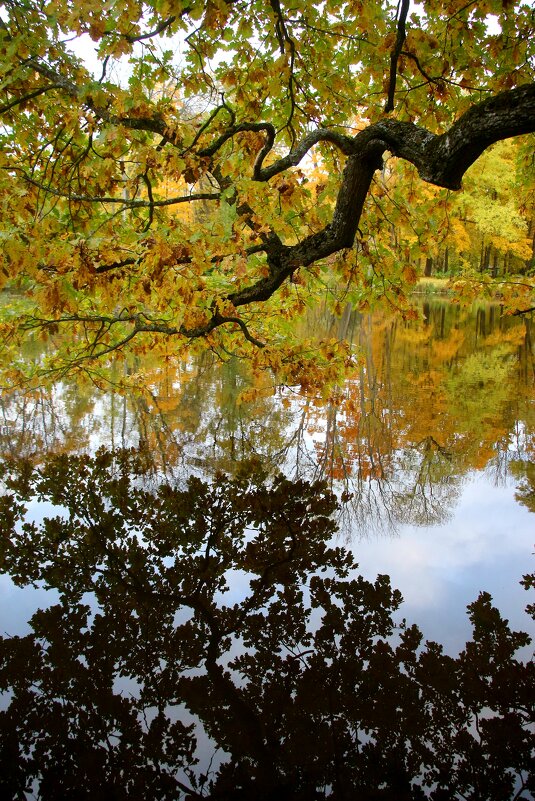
[0,384,97,459]
[0,451,533,800]
[510,460,535,514]
[168,353,294,475]
[302,301,535,531]
[0,351,297,479]
[394,436,460,527]
[2,301,534,535]
[303,311,464,532]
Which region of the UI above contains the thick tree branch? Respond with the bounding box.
[13,49,534,195]
[5,26,535,353]
[28,83,535,349]
[193,85,535,189]
[226,139,385,310]
[225,85,535,317]
[374,83,535,189]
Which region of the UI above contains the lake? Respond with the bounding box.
[0,299,533,799]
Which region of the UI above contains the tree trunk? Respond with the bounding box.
[422,301,430,326]
[481,244,491,273]
[491,249,499,278]
[479,239,486,271]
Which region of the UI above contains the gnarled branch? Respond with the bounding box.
[374,83,535,189]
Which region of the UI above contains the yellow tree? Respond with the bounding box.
[449,139,533,275]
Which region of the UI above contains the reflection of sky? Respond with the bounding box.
[350,473,534,655]
[0,498,63,636]
[0,578,60,637]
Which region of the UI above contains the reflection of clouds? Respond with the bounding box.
[350,474,534,654]
[0,578,60,636]
[0,497,65,635]
[213,568,251,606]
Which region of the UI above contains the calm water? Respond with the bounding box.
[0,300,534,798]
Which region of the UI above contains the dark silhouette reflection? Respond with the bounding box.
[0,451,533,800]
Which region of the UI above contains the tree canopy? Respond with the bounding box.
[0,0,534,380]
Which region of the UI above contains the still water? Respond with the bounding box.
[0,300,534,799]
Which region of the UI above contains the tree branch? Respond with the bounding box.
[8,168,220,207]
[5,31,535,354]
[512,307,535,316]
[254,128,355,180]
[23,307,266,358]
[222,85,535,316]
[226,138,386,311]
[16,52,532,196]
[123,15,177,43]
[0,83,63,114]
[197,121,277,159]
[26,57,169,137]
[384,0,411,113]
[374,83,535,189]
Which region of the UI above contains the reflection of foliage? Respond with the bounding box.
[0,351,297,486]
[0,383,98,460]
[510,460,535,515]
[445,347,516,428]
[521,573,535,621]
[0,451,533,800]
[1,301,534,534]
[303,302,534,530]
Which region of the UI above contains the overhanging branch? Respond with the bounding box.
[374,83,535,189]
[3,29,535,354]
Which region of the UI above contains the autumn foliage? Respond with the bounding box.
[0,0,533,383]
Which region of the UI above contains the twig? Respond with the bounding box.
[385,0,411,113]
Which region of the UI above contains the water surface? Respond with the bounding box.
[0,300,533,798]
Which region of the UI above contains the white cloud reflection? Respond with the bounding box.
[350,473,534,654]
